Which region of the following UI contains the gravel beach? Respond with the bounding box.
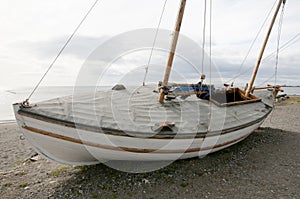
[1,97,299,199]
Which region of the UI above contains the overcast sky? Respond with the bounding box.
[0,0,299,92]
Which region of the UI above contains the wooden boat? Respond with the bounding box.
[13,0,286,166]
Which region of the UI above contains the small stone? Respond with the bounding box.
[30,154,40,162]
[142,178,150,184]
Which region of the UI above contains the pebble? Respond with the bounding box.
[142,178,150,184]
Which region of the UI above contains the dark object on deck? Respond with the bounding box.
[112,84,126,91]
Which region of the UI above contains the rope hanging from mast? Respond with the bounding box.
[201,0,207,82]
[224,0,278,85]
[209,0,212,98]
[23,0,99,105]
[275,1,286,85]
[245,0,287,97]
[142,0,168,86]
[263,33,299,62]
[224,31,297,88]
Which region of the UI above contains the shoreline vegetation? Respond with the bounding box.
[0,97,299,198]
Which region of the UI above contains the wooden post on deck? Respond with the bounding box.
[245,0,286,97]
[159,0,187,103]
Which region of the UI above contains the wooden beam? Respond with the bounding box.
[159,0,187,103]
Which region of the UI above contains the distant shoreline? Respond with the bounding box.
[280,85,300,87]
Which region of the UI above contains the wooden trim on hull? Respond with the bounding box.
[18,107,271,139]
[22,125,252,154]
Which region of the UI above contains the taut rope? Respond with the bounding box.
[24,0,100,105]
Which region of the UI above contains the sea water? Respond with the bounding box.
[0,86,111,122]
[281,87,300,96]
[1,86,300,122]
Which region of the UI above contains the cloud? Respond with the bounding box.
[18,35,109,60]
[18,31,300,88]
[0,0,299,90]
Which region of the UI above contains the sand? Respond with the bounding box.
[0,98,299,199]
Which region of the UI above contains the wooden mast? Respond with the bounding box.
[245,0,286,97]
[158,0,187,103]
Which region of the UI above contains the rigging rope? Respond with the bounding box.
[226,33,299,83]
[248,0,287,88]
[208,0,213,132]
[201,0,207,76]
[25,0,99,103]
[224,0,278,85]
[274,2,286,85]
[263,33,299,61]
[209,0,212,96]
[258,73,276,87]
[142,0,168,86]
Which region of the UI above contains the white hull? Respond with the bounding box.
[14,103,265,165]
